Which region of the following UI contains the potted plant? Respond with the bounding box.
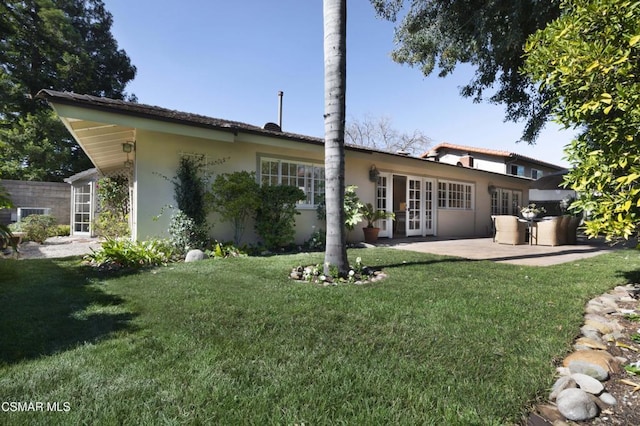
[520,203,546,220]
[360,203,395,243]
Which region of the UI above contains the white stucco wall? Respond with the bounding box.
[132,129,532,244]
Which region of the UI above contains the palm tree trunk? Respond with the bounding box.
[323,0,349,276]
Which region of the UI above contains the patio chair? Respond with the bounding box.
[535,217,562,246]
[566,216,580,244]
[493,215,526,245]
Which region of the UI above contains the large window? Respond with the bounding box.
[260,157,325,207]
[437,180,474,210]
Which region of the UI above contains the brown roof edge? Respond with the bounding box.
[35,89,325,145]
[423,142,564,170]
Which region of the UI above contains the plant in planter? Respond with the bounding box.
[360,203,395,243]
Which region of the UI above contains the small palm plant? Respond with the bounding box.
[360,203,395,228]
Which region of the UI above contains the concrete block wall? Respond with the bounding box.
[0,179,70,225]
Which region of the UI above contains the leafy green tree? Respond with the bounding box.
[209,171,260,245]
[524,0,640,241]
[370,0,561,142]
[0,0,136,181]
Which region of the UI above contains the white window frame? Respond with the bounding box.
[437,180,474,210]
[531,169,543,179]
[510,164,525,177]
[259,156,325,209]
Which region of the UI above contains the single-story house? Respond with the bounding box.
[38,90,540,244]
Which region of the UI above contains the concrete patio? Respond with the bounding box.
[380,235,636,266]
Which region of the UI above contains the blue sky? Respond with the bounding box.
[103,0,572,167]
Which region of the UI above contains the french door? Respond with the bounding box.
[376,174,393,238]
[376,174,435,238]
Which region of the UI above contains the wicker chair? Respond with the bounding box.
[493,215,526,245]
[535,217,562,246]
[566,216,580,245]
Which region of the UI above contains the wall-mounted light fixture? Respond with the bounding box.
[122,142,135,153]
[369,165,380,182]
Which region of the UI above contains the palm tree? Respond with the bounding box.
[323,0,349,276]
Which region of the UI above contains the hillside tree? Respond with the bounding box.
[0,0,136,181]
[346,114,431,155]
[369,0,561,143]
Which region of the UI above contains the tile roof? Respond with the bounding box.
[423,142,564,170]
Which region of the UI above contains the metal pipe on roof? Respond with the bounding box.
[278,91,283,129]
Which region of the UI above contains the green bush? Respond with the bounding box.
[93,211,130,238]
[84,238,174,269]
[168,210,209,255]
[54,224,71,237]
[255,185,305,250]
[21,214,57,243]
[209,171,260,245]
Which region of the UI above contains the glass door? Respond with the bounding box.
[424,178,434,235]
[406,177,423,236]
[376,174,393,237]
[73,183,92,235]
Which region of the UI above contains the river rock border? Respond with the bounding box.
[530,284,640,424]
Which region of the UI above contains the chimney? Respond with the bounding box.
[278,91,283,129]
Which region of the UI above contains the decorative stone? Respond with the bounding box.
[535,404,565,423]
[599,392,617,406]
[574,337,607,351]
[563,350,619,381]
[550,376,576,400]
[571,373,604,395]
[185,249,207,262]
[580,325,602,341]
[556,367,571,376]
[584,319,613,335]
[556,388,599,421]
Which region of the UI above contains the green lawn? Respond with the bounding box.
[1,248,639,425]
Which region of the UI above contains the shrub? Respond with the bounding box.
[172,155,209,226]
[93,211,130,238]
[303,228,326,251]
[168,210,209,255]
[209,171,260,245]
[84,238,174,269]
[255,185,305,250]
[96,175,129,219]
[316,185,363,230]
[54,225,71,237]
[20,214,57,243]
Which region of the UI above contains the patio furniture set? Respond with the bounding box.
[493,215,580,246]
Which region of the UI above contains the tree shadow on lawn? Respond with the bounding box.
[0,259,137,365]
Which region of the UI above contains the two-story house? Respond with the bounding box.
[422,143,570,216]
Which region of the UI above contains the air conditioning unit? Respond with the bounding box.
[17,207,51,222]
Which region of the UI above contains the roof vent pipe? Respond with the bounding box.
[277,91,283,129]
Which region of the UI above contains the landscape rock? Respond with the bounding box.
[563,350,619,381]
[570,373,604,395]
[580,325,603,341]
[574,336,607,351]
[556,388,599,421]
[550,376,576,400]
[599,392,617,406]
[185,249,207,262]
